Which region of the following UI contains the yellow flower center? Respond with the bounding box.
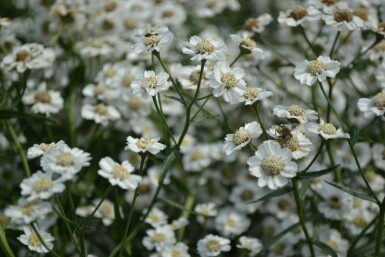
[104,67,117,78]
[287,104,305,116]
[289,6,308,20]
[93,104,109,116]
[152,232,166,243]
[39,143,57,152]
[128,96,143,110]
[225,218,236,227]
[56,151,76,167]
[306,59,326,75]
[104,1,117,12]
[33,177,54,193]
[189,70,203,84]
[261,156,285,176]
[244,18,259,31]
[326,240,339,251]
[16,50,30,61]
[334,8,353,22]
[353,216,367,227]
[373,91,385,108]
[34,91,52,104]
[378,22,385,32]
[354,7,368,21]
[320,123,337,135]
[162,9,174,18]
[144,76,158,89]
[241,38,257,49]
[124,18,137,30]
[123,74,135,87]
[206,239,221,251]
[190,150,203,160]
[244,87,260,100]
[171,249,182,257]
[29,233,43,247]
[374,41,385,52]
[138,183,152,194]
[144,35,161,47]
[195,39,215,54]
[21,202,36,215]
[136,138,154,149]
[94,85,107,96]
[233,129,251,146]
[221,72,236,89]
[100,203,113,216]
[112,164,130,180]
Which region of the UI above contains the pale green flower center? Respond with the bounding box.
[104,67,117,78]
[306,59,326,75]
[21,202,36,215]
[320,123,337,135]
[144,35,161,47]
[244,18,259,32]
[152,232,166,243]
[128,96,143,110]
[206,239,221,251]
[94,85,107,95]
[373,91,385,108]
[112,164,130,180]
[261,156,285,176]
[233,129,251,146]
[190,150,203,160]
[221,72,236,89]
[225,217,236,227]
[171,249,182,257]
[93,104,109,116]
[287,104,305,116]
[39,143,57,152]
[241,38,257,49]
[33,177,54,193]
[334,8,353,22]
[100,203,113,216]
[34,91,52,104]
[353,216,367,227]
[244,87,259,100]
[289,6,308,20]
[144,76,158,89]
[195,39,215,54]
[57,151,76,167]
[123,74,135,87]
[29,233,43,247]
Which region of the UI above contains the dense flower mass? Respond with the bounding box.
[1,1,385,257]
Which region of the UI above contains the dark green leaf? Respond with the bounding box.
[0,226,16,257]
[297,164,340,180]
[249,186,292,203]
[0,109,55,123]
[325,181,376,203]
[314,241,338,257]
[350,126,360,146]
[158,198,197,215]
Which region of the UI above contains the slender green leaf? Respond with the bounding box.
[164,95,185,105]
[297,164,340,180]
[0,109,55,123]
[325,181,376,203]
[350,126,360,146]
[0,226,15,257]
[249,186,292,203]
[314,241,338,257]
[159,198,197,215]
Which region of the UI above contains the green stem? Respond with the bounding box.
[118,154,147,257]
[0,226,16,257]
[293,179,315,257]
[301,140,325,173]
[230,52,244,67]
[374,197,385,257]
[252,104,268,140]
[344,36,381,70]
[348,215,378,253]
[68,87,77,147]
[326,142,341,183]
[258,35,294,66]
[6,121,31,177]
[300,26,318,57]
[329,31,340,58]
[31,223,61,257]
[152,96,177,145]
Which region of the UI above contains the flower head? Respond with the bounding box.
[223,121,262,155]
[197,234,231,257]
[18,226,54,253]
[182,36,227,62]
[131,70,171,98]
[125,136,166,154]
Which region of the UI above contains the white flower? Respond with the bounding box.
[307,120,350,140]
[239,86,273,105]
[94,199,116,226]
[208,61,247,103]
[215,209,250,237]
[22,84,64,117]
[242,14,273,34]
[273,104,318,123]
[145,207,168,228]
[20,171,65,201]
[4,199,52,225]
[294,56,341,86]
[27,140,66,159]
[195,202,218,223]
[278,5,321,27]
[133,24,173,53]
[317,226,349,257]
[182,145,211,172]
[247,140,298,190]
[98,157,141,190]
[358,89,385,117]
[230,34,264,56]
[131,70,171,98]
[1,43,55,73]
[323,6,364,31]
[161,242,190,257]
[345,208,375,235]
[41,144,91,181]
[229,182,264,213]
[153,3,186,26]
[125,136,166,154]
[182,36,227,62]
[18,226,54,253]
[142,225,176,251]
[197,234,231,257]
[81,103,121,126]
[223,121,262,155]
[237,236,263,256]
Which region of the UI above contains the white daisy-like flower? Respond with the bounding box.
[81,103,121,126]
[294,56,341,86]
[278,5,321,27]
[273,104,318,123]
[358,89,385,118]
[0,17,11,28]
[145,207,168,228]
[20,171,65,201]
[239,86,273,105]
[345,208,375,235]
[242,14,273,34]
[153,3,186,26]
[170,217,189,230]
[215,209,250,237]
[18,226,54,253]
[197,234,231,257]
[307,119,350,140]
[230,34,265,56]
[372,143,385,172]
[142,225,176,251]
[27,140,66,159]
[247,140,298,190]
[208,61,247,103]
[268,126,312,160]
[1,43,55,73]
[323,6,364,31]
[82,83,118,101]
[131,70,171,98]
[237,236,263,256]
[317,226,349,257]
[98,157,141,190]
[40,144,91,181]
[161,242,190,257]
[4,199,52,225]
[182,36,227,62]
[125,136,166,154]
[195,202,218,223]
[94,199,116,226]
[22,84,64,117]
[133,24,173,53]
[182,145,211,172]
[223,121,262,155]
